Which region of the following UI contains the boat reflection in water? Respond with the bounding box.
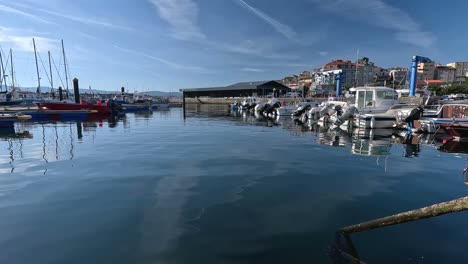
[0,115,132,174]
[438,139,468,154]
[0,126,33,140]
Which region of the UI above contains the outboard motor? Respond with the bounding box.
[404,106,424,130]
[264,102,281,117]
[293,104,312,117]
[107,99,124,115]
[260,103,270,113]
[334,106,358,126]
[334,105,343,116]
[247,103,257,111]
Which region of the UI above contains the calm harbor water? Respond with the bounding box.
[0,106,467,264]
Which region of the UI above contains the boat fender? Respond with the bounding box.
[370,116,375,129]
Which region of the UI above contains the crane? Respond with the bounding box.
[409,55,431,97]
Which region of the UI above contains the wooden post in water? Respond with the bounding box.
[76,122,83,140]
[182,91,186,119]
[341,196,468,234]
[58,86,63,101]
[73,78,80,104]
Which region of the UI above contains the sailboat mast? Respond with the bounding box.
[48,51,53,91]
[10,49,14,90]
[0,51,7,92]
[355,48,359,87]
[0,52,3,92]
[33,38,41,94]
[62,40,69,92]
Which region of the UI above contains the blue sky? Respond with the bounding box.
[0,0,466,92]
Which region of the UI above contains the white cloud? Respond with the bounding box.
[234,0,297,40]
[241,68,266,72]
[0,4,54,24]
[308,0,436,48]
[149,0,206,40]
[36,8,131,31]
[0,27,59,52]
[318,51,328,57]
[113,45,212,73]
[394,31,435,49]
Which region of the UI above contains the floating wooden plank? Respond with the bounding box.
[341,196,468,234]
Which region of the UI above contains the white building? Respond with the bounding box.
[447,62,468,82]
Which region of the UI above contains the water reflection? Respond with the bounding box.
[438,140,468,154]
[0,116,133,174]
[186,105,468,161]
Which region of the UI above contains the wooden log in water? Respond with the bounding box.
[341,196,468,234]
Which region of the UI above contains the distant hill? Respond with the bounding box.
[137,91,182,97]
[16,87,181,97]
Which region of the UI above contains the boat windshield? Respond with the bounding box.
[376,90,397,100]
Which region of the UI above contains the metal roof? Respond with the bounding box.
[179,86,228,92]
[180,80,286,92]
[227,80,275,88]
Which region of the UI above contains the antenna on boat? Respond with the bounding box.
[48,51,54,96]
[61,39,69,97]
[33,38,41,94]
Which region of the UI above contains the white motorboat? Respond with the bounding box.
[313,86,414,129]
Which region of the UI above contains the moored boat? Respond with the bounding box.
[0,113,32,127]
[35,101,111,114]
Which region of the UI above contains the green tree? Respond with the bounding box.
[428,84,442,95]
[447,85,464,94]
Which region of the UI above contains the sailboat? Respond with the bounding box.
[34,39,114,115]
[0,49,23,106]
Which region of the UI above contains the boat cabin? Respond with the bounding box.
[348,87,399,112]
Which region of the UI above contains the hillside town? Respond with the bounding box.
[281,57,468,97]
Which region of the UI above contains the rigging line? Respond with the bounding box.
[51,56,65,88]
[37,52,52,86]
[63,53,71,89]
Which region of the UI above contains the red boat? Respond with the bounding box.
[440,123,468,138]
[35,101,111,114]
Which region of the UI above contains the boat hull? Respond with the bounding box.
[356,115,396,129]
[0,101,23,106]
[122,104,151,112]
[35,102,110,114]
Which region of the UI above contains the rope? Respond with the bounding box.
[51,55,65,88]
[37,52,52,86]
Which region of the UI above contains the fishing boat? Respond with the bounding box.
[113,94,152,112]
[121,103,151,112]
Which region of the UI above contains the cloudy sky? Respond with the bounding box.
[0,0,464,91]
